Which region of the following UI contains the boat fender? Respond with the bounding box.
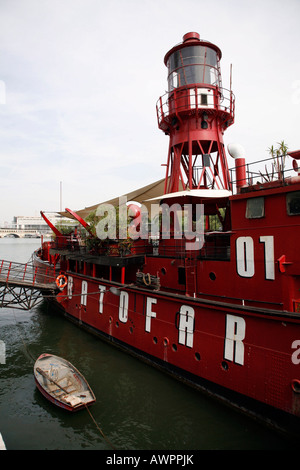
[56,274,68,290]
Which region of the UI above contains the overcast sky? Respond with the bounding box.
[0,0,299,224]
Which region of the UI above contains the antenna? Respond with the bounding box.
[60,181,62,212]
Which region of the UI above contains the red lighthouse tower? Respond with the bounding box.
[157,32,235,194]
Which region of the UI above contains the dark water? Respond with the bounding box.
[0,239,298,451]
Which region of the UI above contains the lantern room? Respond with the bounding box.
[166,32,222,91]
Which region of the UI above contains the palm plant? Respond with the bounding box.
[267,140,288,179]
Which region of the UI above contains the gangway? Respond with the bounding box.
[0,260,58,310]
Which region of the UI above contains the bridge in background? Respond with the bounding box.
[0,227,41,238]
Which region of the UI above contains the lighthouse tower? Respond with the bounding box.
[157,32,235,194]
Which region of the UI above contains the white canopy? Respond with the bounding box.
[145,188,232,202]
[59,180,231,222]
[60,177,172,220]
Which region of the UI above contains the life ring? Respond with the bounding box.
[142,273,151,286]
[56,274,68,290]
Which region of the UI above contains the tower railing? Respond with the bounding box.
[156,85,235,130]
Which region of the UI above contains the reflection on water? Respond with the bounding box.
[0,239,298,450]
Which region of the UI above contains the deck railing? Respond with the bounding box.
[229,155,295,189]
[0,259,56,287]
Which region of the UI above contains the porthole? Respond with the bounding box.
[221,361,229,371]
[172,344,177,352]
[195,352,201,361]
[291,379,300,393]
[153,337,158,344]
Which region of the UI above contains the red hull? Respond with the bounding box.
[33,251,300,435]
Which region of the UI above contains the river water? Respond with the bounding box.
[0,238,297,452]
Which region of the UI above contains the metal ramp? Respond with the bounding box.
[0,260,58,310]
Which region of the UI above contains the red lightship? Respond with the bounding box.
[34,33,300,436]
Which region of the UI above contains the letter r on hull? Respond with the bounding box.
[224,314,246,365]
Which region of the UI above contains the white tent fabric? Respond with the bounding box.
[59,178,171,220]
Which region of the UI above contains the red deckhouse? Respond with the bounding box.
[33,33,300,437]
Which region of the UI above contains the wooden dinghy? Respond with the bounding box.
[34,353,96,412]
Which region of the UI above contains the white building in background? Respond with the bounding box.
[0,215,77,238]
[12,215,62,235]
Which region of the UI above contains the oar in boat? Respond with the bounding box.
[35,367,71,395]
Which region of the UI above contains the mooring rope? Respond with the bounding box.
[84,404,116,449]
[13,310,35,364]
